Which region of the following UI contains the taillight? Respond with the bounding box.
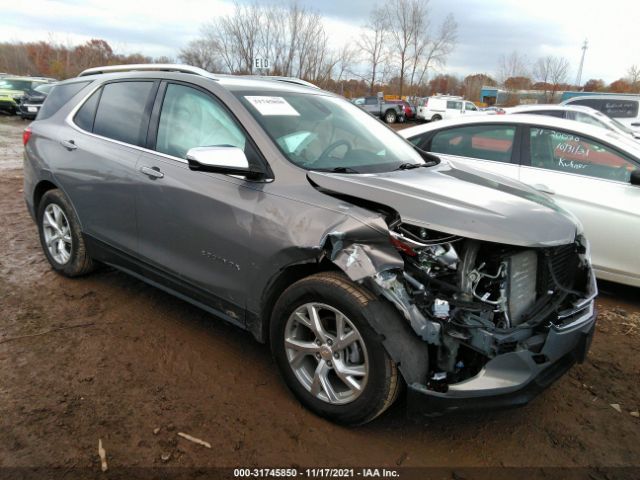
[23,127,32,146]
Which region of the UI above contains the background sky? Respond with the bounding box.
[2,0,638,83]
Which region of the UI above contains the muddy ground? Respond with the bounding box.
[0,115,639,477]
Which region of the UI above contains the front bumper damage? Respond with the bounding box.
[289,170,599,415]
[407,304,596,416]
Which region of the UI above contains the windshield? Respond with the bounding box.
[0,79,34,91]
[34,83,54,94]
[235,91,426,173]
[607,115,635,135]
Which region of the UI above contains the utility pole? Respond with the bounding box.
[575,39,588,88]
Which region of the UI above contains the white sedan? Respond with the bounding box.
[505,104,640,141]
[400,115,640,287]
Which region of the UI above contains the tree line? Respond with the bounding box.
[0,39,173,80]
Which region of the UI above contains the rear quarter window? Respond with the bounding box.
[571,98,639,118]
[37,81,91,120]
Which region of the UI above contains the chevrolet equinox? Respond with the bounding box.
[23,64,597,425]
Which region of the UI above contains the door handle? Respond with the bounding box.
[533,183,555,195]
[60,139,77,151]
[139,165,164,179]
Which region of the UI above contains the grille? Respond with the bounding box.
[538,243,579,294]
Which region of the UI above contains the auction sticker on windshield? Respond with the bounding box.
[245,96,300,116]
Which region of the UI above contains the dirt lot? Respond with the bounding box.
[1,115,639,477]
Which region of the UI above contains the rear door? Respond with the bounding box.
[134,80,267,325]
[57,79,158,253]
[408,123,522,180]
[519,125,640,284]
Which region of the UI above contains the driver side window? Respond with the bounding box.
[156,83,246,159]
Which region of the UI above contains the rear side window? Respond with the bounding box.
[74,89,101,132]
[93,81,155,146]
[431,125,516,163]
[446,101,462,110]
[38,81,90,120]
[570,98,639,118]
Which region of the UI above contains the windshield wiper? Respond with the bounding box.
[313,166,361,174]
[394,162,430,171]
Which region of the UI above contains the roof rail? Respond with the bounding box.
[259,76,320,89]
[234,75,319,89]
[78,64,216,79]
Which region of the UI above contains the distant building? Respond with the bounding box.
[480,86,565,106]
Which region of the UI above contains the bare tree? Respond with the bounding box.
[178,39,222,72]
[414,13,458,88]
[384,0,424,96]
[357,6,388,94]
[497,51,529,85]
[533,55,570,102]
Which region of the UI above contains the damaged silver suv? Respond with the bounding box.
[23,65,597,425]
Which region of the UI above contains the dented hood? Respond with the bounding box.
[308,161,579,247]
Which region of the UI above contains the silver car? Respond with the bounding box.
[402,114,640,287]
[23,64,596,424]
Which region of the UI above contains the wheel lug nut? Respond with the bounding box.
[315,353,321,359]
[327,361,332,368]
[333,352,339,359]
[327,339,333,346]
[315,340,321,346]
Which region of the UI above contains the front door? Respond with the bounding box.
[135,82,265,325]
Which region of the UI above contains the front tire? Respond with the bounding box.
[270,272,400,425]
[37,189,95,277]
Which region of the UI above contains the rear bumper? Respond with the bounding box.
[407,305,596,416]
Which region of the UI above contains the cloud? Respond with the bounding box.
[1,0,637,82]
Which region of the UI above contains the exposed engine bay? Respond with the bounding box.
[365,218,594,392]
[308,167,596,397]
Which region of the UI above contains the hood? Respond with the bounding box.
[308,161,579,248]
[0,88,23,97]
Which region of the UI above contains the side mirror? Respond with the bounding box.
[186,146,264,180]
[630,169,640,186]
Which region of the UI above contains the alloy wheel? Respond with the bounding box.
[42,203,72,264]
[284,302,369,405]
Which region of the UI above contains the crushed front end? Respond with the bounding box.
[368,221,597,415]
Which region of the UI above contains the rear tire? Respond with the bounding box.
[431,114,442,121]
[270,272,400,425]
[37,189,95,277]
[384,110,398,124]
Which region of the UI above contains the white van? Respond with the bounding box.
[415,95,481,122]
[562,95,640,135]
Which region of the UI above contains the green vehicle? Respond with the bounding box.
[0,76,53,114]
